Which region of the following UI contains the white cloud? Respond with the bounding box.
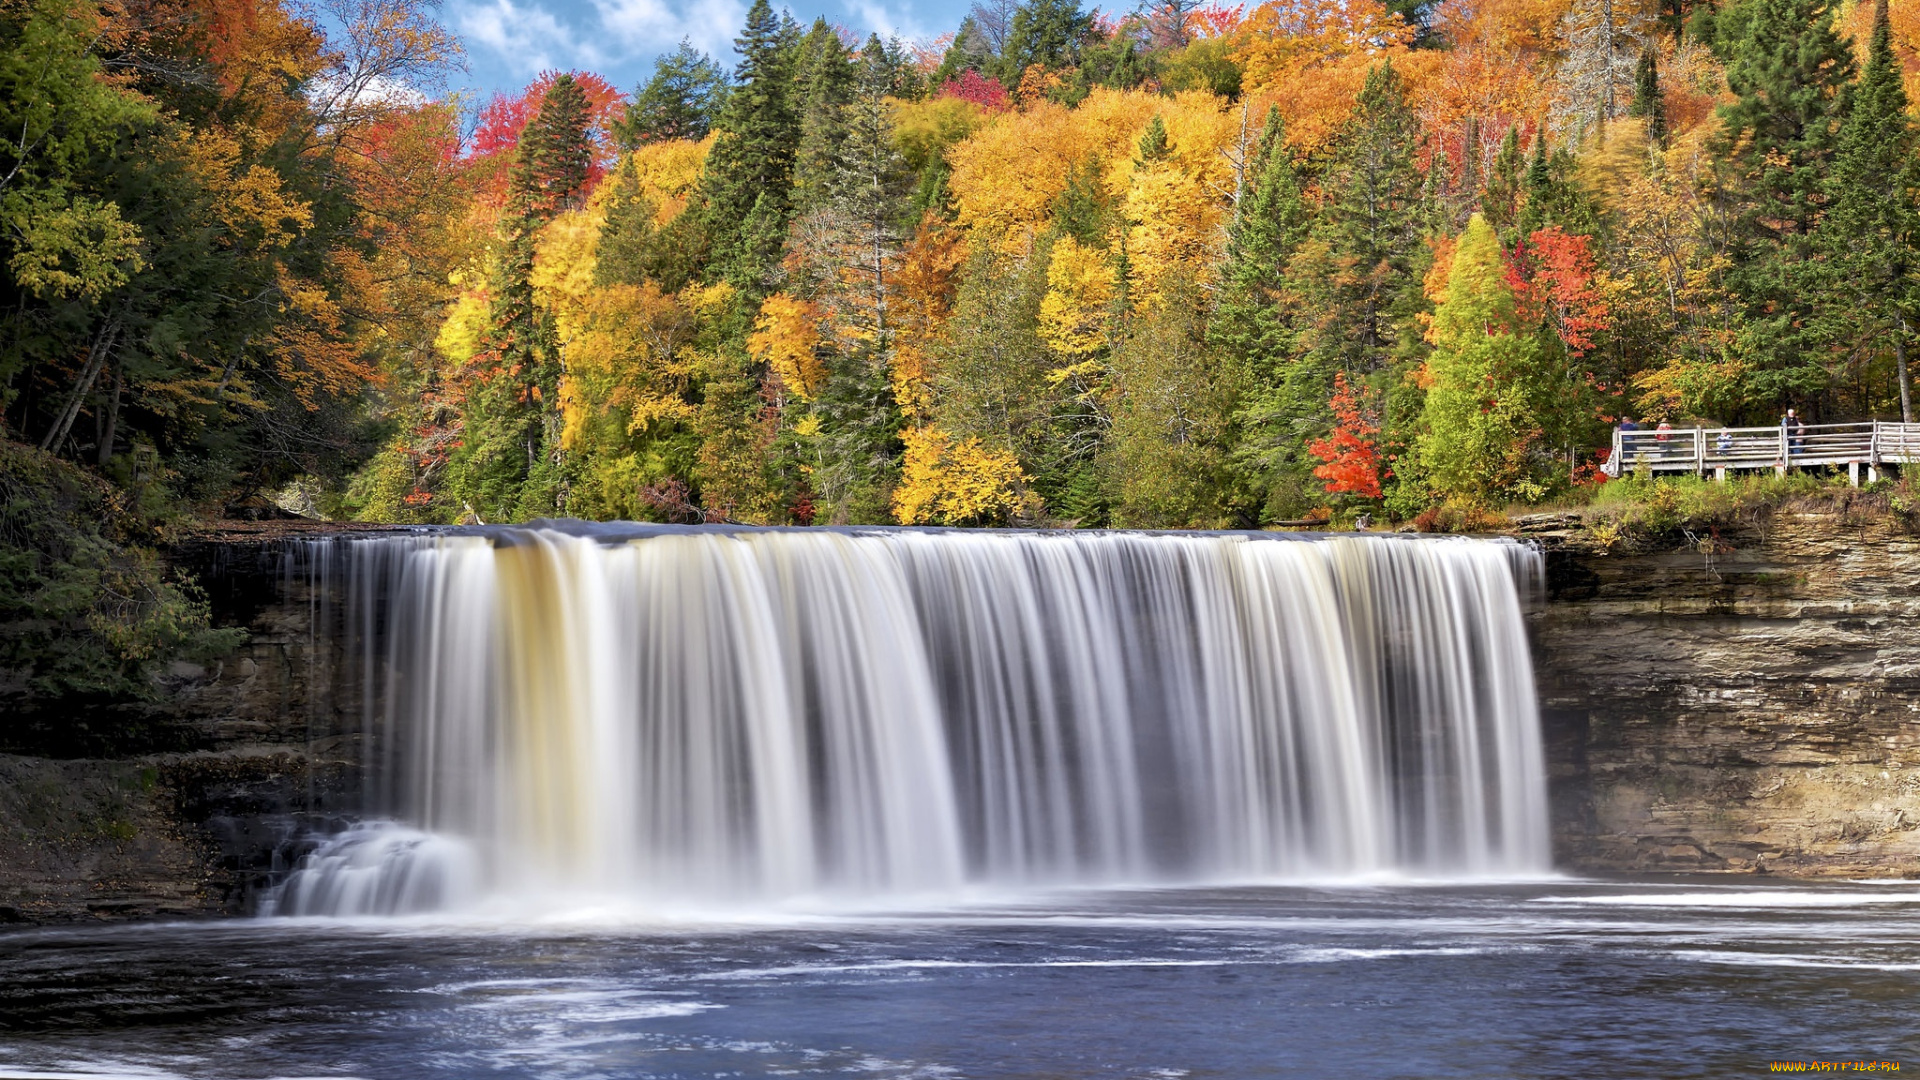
[451,0,604,79]
[591,0,746,61]
[842,0,932,43]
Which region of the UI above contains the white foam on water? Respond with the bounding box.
[1290,946,1492,963]
[1672,949,1920,971]
[1532,891,1920,908]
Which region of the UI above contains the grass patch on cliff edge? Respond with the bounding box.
[0,441,244,728]
[1532,470,1920,543]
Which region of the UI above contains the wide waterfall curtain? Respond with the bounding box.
[272,528,1549,916]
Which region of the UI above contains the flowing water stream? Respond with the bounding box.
[4,881,1920,1078]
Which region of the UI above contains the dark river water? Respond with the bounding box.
[2,877,1917,1080]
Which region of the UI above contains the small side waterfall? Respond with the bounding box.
[271,527,1549,915]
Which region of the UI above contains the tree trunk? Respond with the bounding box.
[1896,312,1912,424]
[97,358,124,468]
[39,312,123,454]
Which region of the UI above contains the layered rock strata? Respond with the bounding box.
[1532,511,1920,876]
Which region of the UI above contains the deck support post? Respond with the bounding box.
[1850,461,1861,487]
[1715,466,1727,482]
[1869,464,1880,484]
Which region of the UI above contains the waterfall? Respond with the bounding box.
[270,526,1550,915]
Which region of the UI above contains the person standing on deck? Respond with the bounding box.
[1619,416,1639,468]
[1782,409,1806,457]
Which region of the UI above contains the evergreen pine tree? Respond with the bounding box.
[1455,117,1482,226]
[1708,0,1856,409]
[808,35,918,522]
[1234,67,1430,519]
[1627,46,1668,145]
[1213,107,1306,377]
[1000,0,1093,86]
[615,40,730,150]
[1217,108,1311,519]
[449,74,595,520]
[1517,140,1605,239]
[511,74,593,219]
[792,20,856,216]
[1051,154,1116,246]
[1068,35,1156,101]
[880,37,928,100]
[1136,115,1171,164]
[595,162,657,288]
[1712,0,1854,241]
[698,0,802,293]
[1309,63,1429,376]
[1821,0,1919,419]
[931,15,994,87]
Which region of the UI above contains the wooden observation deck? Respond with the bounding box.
[1605,421,1920,483]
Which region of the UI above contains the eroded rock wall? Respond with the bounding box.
[0,539,363,921]
[1532,511,1920,876]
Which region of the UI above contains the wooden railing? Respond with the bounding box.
[1604,421,1920,481]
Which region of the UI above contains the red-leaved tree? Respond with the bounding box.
[940,69,1010,110]
[1309,372,1384,498]
[1504,226,1609,356]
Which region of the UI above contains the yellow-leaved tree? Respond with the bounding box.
[946,90,1158,250]
[891,426,1030,525]
[1038,235,1115,357]
[748,294,827,401]
[1122,93,1236,302]
[1232,0,1424,154]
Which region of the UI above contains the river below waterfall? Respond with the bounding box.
[4,878,1918,1079]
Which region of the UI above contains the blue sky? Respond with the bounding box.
[443,0,979,99]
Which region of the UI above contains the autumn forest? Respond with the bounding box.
[5,0,1920,535]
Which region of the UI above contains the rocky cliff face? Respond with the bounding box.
[1532,510,1920,877]
[0,537,362,922]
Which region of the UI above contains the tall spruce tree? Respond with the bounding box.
[1481,125,1526,240]
[1136,115,1171,163]
[1455,116,1482,226]
[1217,108,1311,519]
[616,41,729,150]
[1628,46,1668,145]
[1820,0,1919,420]
[931,15,994,86]
[1308,63,1430,377]
[792,20,855,216]
[698,0,801,293]
[449,74,595,519]
[1707,0,1856,411]
[1516,137,1603,238]
[1213,107,1307,378]
[1711,0,1854,241]
[1235,65,1430,519]
[809,36,918,522]
[1000,0,1093,86]
[1051,154,1117,246]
